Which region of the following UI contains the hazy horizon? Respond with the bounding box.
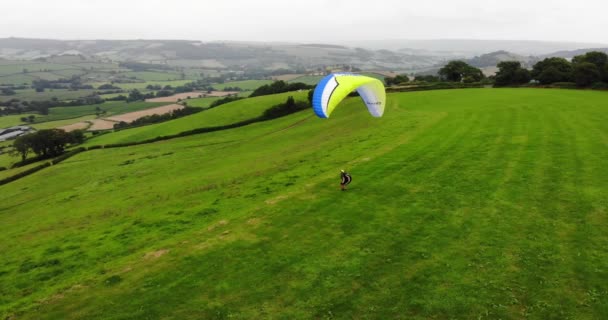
[1,0,607,44]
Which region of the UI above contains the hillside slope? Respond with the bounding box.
[83,91,308,146]
[1,89,607,319]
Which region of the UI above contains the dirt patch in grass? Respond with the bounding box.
[246,218,261,226]
[143,249,169,260]
[88,119,118,131]
[207,219,229,231]
[265,194,289,205]
[58,122,91,132]
[106,104,183,123]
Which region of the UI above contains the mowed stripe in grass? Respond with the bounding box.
[0,89,607,319]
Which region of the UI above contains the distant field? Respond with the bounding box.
[0,74,35,85]
[26,72,64,81]
[0,89,97,103]
[106,104,184,123]
[272,74,304,81]
[0,62,79,76]
[83,91,307,146]
[0,61,114,85]
[88,119,117,131]
[214,80,272,91]
[95,80,194,91]
[30,115,97,130]
[145,92,205,103]
[289,75,323,85]
[121,71,186,82]
[33,101,168,123]
[0,114,36,128]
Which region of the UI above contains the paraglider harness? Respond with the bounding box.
[340,170,352,190]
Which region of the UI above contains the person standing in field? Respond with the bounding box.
[340,170,352,191]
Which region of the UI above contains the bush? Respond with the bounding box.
[209,96,244,108]
[590,82,608,90]
[549,82,577,89]
[0,162,51,186]
[250,81,314,97]
[262,96,309,119]
[0,166,6,171]
[12,155,46,168]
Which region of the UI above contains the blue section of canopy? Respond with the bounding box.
[312,74,335,118]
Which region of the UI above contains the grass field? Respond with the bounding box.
[34,101,168,123]
[184,96,221,108]
[1,89,607,319]
[121,71,186,82]
[0,114,36,128]
[0,89,98,103]
[0,152,14,169]
[83,91,307,146]
[289,75,324,85]
[214,80,273,91]
[93,80,194,91]
[30,115,97,130]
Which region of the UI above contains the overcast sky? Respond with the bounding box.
[1,0,606,44]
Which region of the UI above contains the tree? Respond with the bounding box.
[572,51,607,85]
[127,89,144,102]
[68,130,85,145]
[573,62,601,87]
[439,61,484,82]
[308,89,314,106]
[494,61,531,86]
[573,51,608,68]
[531,57,573,84]
[27,115,35,123]
[385,74,410,86]
[537,66,573,85]
[13,129,71,159]
[11,134,32,161]
[1,88,16,95]
[414,75,440,82]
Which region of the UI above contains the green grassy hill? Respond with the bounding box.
[83,91,308,146]
[1,89,607,319]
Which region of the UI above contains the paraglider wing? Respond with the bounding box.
[312,73,386,118]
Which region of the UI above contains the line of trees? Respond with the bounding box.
[415,50,608,89]
[249,81,313,97]
[489,51,608,87]
[11,129,85,162]
[439,61,485,83]
[531,51,608,87]
[262,96,309,119]
[384,74,410,86]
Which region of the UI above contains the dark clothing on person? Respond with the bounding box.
[340,171,352,190]
[341,172,352,185]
